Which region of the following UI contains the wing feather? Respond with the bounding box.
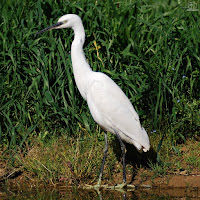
[87,73,150,151]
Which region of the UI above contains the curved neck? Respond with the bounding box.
[71,23,92,99]
[72,23,85,46]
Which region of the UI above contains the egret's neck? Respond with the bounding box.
[71,23,92,99]
[72,24,85,46]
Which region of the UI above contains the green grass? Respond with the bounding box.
[0,0,200,181]
[4,133,117,185]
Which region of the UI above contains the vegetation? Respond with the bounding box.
[0,0,199,184]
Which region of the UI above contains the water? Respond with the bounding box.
[0,185,200,200]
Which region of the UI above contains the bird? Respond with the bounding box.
[36,14,150,189]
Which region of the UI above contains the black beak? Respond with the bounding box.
[36,21,63,35]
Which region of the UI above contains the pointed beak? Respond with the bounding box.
[36,21,63,35]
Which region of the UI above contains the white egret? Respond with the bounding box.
[36,14,150,188]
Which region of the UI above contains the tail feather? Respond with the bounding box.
[131,127,150,153]
[140,127,150,152]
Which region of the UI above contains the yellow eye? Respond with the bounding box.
[63,20,68,24]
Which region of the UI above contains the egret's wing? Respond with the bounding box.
[87,73,149,150]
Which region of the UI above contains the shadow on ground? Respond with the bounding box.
[111,137,157,182]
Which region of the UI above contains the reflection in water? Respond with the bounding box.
[0,185,199,200]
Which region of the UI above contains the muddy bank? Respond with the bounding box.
[132,170,200,188]
[0,176,200,200]
[0,164,200,200]
[1,167,199,189]
[0,137,199,197]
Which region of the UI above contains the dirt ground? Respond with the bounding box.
[0,164,199,189]
[1,169,199,199]
[0,138,199,198]
[132,169,200,188]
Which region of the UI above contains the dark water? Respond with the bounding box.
[0,185,200,200]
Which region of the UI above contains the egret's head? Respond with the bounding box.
[36,14,82,35]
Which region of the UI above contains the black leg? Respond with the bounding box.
[115,132,126,183]
[97,132,108,185]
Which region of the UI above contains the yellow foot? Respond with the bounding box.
[113,182,127,189]
[92,184,101,189]
[81,184,95,189]
[127,184,135,189]
[82,184,104,189]
[81,183,135,191]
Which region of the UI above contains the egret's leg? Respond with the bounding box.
[97,132,108,186]
[115,132,127,187]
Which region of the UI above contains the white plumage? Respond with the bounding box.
[37,14,150,188]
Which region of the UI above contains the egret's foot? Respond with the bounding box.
[82,184,103,189]
[91,179,102,189]
[92,184,101,189]
[127,184,135,189]
[82,182,134,191]
[83,184,97,189]
[114,182,127,189]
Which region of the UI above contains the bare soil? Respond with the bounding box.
[1,161,199,189]
[132,168,200,188]
[0,138,199,198]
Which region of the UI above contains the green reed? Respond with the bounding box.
[0,0,199,152]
